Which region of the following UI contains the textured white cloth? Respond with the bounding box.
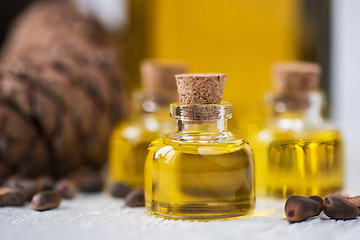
[1,194,360,240]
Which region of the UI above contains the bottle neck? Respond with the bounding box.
[170,103,232,135]
[131,90,174,116]
[175,119,228,133]
[266,91,324,129]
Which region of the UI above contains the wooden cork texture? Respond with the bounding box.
[175,73,226,104]
[273,62,322,112]
[273,62,321,94]
[140,59,188,105]
[175,74,226,122]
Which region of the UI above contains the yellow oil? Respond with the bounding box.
[127,0,301,135]
[253,127,344,198]
[109,109,172,187]
[145,136,255,220]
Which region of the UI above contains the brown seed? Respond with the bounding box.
[110,182,132,198]
[323,196,360,220]
[31,191,62,211]
[7,179,38,201]
[125,188,145,207]
[346,196,360,207]
[0,187,26,207]
[36,176,54,191]
[6,184,28,201]
[285,195,321,222]
[54,179,76,199]
[309,195,323,215]
[78,172,103,192]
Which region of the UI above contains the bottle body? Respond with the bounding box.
[255,125,344,197]
[109,109,172,188]
[253,92,344,198]
[145,103,255,220]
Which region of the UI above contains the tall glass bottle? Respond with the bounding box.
[109,60,188,187]
[253,62,344,198]
[145,74,255,220]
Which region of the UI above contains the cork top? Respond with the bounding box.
[140,59,188,104]
[273,62,321,94]
[175,73,226,104]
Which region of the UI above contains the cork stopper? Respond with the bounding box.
[273,62,321,94]
[272,62,322,111]
[175,73,226,104]
[174,74,227,122]
[140,59,188,105]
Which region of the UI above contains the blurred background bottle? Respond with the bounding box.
[252,62,343,197]
[109,60,188,187]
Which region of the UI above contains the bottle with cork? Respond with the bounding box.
[109,60,188,188]
[253,62,344,198]
[144,74,255,220]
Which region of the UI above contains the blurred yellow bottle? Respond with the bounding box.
[109,60,188,187]
[130,0,301,135]
[251,62,344,197]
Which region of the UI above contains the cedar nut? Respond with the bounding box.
[31,191,62,211]
[285,195,321,222]
[125,188,145,207]
[110,182,132,198]
[54,179,76,199]
[323,196,360,220]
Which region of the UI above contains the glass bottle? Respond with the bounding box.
[109,60,188,187]
[145,74,255,220]
[253,62,344,198]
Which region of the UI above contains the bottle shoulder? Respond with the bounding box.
[264,117,340,131]
[166,131,250,144]
[149,132,252,155]
[256,122,342,143]
[111,113,173,141]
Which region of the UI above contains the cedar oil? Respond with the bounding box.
[253,63,344,198]
[145,74,255,220]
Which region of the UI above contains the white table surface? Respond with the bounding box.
[1,193,360,240]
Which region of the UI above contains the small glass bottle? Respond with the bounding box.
[253,62,344,198]
[109,60,188,187]
[145,74,255,220]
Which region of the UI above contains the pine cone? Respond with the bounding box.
[0,0,126,178]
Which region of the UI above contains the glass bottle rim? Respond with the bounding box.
[264,90,324,113]
[264,90,324,100]
[170,102,232,121]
